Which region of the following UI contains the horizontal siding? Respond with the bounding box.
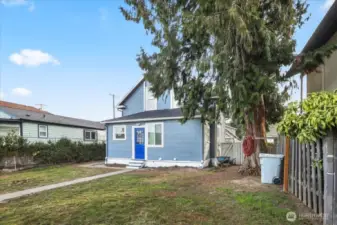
[123,82,144,116]
[22,122,105,143]
[122,81,173,116]
[106,119,203,162]
[147,119,202,161]
[0,123,20,136]
[107,124,133,158]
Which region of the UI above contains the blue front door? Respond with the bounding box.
[134,127,145,160]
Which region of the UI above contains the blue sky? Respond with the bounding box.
[0,0,334,121]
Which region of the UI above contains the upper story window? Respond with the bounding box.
[170,89,180,109]
[145,83,157,111]
[84,130,97,141]
[113,125,126,140]
[38,125,48,138]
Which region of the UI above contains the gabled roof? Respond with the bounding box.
[288,1,337,76]
[0,102,105,130]
[102,108,201,124]
[0,101,50,114]
[118,77,145,106]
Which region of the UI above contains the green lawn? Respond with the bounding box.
[0,167,315,225]
[0,165,118,194]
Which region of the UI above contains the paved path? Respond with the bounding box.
[0,169,133,203]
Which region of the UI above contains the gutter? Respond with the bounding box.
[101,115,202,124]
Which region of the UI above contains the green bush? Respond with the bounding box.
[0,132,106,165]
[278,90,337,142]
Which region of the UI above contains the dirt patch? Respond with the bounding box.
[229,176,277,192]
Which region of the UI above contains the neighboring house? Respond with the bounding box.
[288,1,337,95]
[102,78,223,168]
[0,101,105,143]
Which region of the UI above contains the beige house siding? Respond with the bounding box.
[0,123,20,137]
[22,122,105,143]
[307,31,337,93]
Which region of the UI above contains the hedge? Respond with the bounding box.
[0,131,106,165]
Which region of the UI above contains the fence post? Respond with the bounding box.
[283,136,290,192]
[323,130,334,225]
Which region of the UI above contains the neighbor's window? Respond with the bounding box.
[38,125,48,138]
[84,130,97,141]
[113,125,126,140]
[147,123,163,147]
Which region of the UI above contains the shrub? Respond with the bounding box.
[0,133,106,165]
[278,90,337,142]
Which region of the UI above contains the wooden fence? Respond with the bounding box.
[284,130,337,225]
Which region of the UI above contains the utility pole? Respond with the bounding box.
[109,93,115,119]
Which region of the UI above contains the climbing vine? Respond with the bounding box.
[277,90,337,142]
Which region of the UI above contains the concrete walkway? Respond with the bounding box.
[0,169,133,203]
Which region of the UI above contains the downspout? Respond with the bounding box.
[300,73,304,113]
[105,124,108,164]
[19,119,23,137]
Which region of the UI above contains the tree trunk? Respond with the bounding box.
[239,95,267,175]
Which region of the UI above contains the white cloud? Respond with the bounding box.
[99,8,108,21]
[9,49,60,67]
[1,0,35,11]
[322,0,335,10]
[12,88,32,97]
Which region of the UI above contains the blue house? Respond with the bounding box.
[102,78,217,168]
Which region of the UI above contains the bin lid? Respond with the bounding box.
[259,153,284,158]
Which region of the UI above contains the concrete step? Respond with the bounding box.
[127,160,145,169]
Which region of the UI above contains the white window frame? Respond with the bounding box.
[170,89,180,109]
[84,130,98,141]
[38,125,48,138]
[146,122,164,148]
[113,125,127,141]
[144,82,157,111]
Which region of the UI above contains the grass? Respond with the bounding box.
[0,164,117,194]
[0,167,315,225]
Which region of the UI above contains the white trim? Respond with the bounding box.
[146,122,164,148]
[38,125,48,138]
[144,82,158,111]
[117,77,145,106]
[102,115,201,124]
[105,158,130,165]
[132,125,147,160]
[112,125,127,140]
[145,160,204,168]
[170,89,179,109]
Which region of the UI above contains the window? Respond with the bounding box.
[147,123,163,147]
[38,125,48,138]
[170,89,180,109]
[113,125,126,140]
[145,83,157,111]
[84,130,97,141]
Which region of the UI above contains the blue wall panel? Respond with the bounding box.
[106,119,203,162]
[122,82,144,116]
[147,119,203,161]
